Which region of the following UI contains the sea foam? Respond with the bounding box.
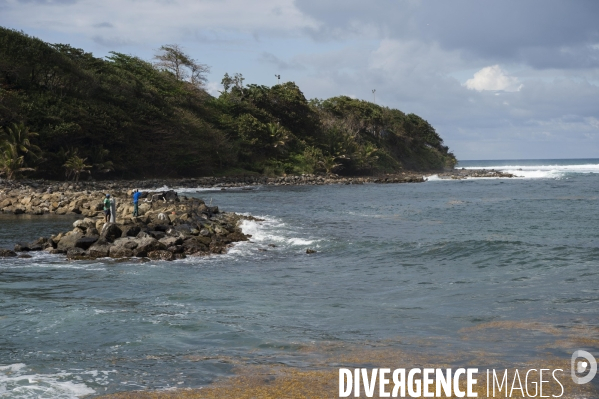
[461,163,599,179]
[0,364,96,399]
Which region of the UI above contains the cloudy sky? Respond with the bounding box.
[1,0,598,160]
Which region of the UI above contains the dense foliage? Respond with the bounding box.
[0,27,456,179]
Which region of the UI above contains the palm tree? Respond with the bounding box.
[0,142,35,180]
[0,122,42,179]
[355,142,379,170]
[318,155,341,174]
[63,155,91,182]
[266,123,289,149]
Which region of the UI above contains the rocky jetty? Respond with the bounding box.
[4,190,254,261]
[0,174,425,216]
[437,168,516,179]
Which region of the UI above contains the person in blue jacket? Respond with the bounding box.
[132,189,141,217]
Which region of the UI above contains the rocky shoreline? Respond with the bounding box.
[0,190,255,261]
[0,173,427,216]
[437,168,516,179]
[0,170,519,217]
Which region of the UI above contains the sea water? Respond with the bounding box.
[1,159,598,397]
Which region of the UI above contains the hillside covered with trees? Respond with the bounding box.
[0,27,456,180]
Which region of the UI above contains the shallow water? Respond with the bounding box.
[1,160,599,397]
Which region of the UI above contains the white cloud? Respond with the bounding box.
[465,65,522,92]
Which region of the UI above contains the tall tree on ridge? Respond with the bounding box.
[154,44,210,88]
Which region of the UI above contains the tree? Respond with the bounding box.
[154,44,210,88]
[221,73,233,93]
[63,155,91,182]
[0,142,34,180]
[266,123,289,148]
[0,122,41,179]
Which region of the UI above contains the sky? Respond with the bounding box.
[1,0,598,160]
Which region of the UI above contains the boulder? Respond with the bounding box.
[0,249,17,257]
[167,245,185,254]
[66,247,86,258]
[227,232,248,242]
[122,225,141,237]
[75,236,99,250]
[86,227,99,237]
[182,238,208,254]
[95,219,105,231]
[109,246,134,258]
[57,230,84,251]
[159,236,183,247]
[113,237,140,251]
[132,237,166,257]
[73,218,97,232]
[14,242,31,252]
[147,250,174,261]
[88,239,112,258]
[47,249,66,255]
[199,228,211,237]
[100,223,122,242]
[149,231,166,240]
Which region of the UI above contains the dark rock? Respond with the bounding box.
[113,237,139,250]
[109,246,134,258]
[14,243,31,252]
[0,249,17,257]
[48,249,66,255]
[160,236,183,247]
[122,225,141,237]
[306,249,317,254]
[18,254,33,258]
[227,232,248,242]
[136,231,152,239]
[147,250,174,261]
[31,237,54,250]
[167,245,185,254]
[174,253,187,260]
[100,223,122,242]
[152,224,170,232]
[88,239,112,258]
[133,237,166,257]
[66,247,86,257]
[85,228,99,237]
[149,231,166,240]
[196,236,212,245]
[75,236,99,250]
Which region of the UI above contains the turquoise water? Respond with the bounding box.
[1,159,599,397]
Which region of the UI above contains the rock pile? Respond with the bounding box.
[5,191,254,261]
[437,169,516,179]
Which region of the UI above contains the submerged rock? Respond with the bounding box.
[0,249,17,257]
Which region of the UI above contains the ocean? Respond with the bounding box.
[1,158,599,398]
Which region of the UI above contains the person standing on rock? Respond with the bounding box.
[103,194,111,223]
[132,189,141,217]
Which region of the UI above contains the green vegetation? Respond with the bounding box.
[0,27,456,180]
